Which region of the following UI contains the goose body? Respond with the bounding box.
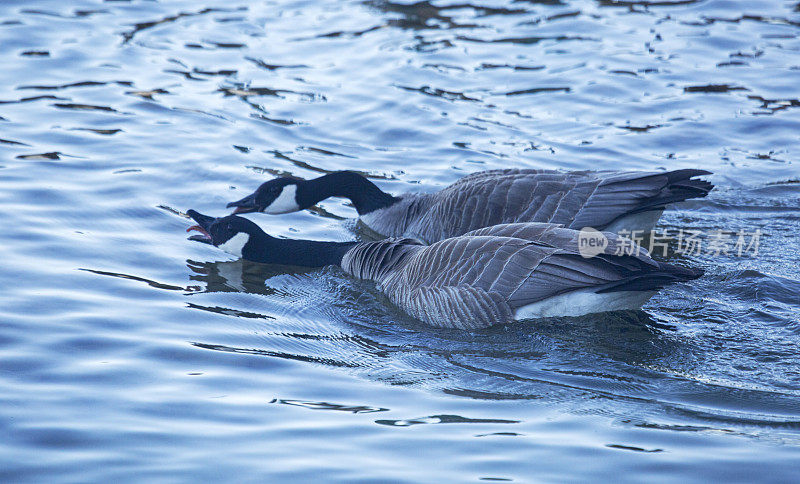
[228,168,713,243]
[187,211,703,329]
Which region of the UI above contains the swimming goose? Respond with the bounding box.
[186,210,703,329]
[227,168,713,243]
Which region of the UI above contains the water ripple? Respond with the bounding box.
[2,0,800,480]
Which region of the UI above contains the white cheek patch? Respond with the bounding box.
[264,184,300,214]
[218,232,249,258]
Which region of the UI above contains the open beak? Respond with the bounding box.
[226,192,259,214]
[186,209,216,244]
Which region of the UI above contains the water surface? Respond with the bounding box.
[1,0,800,481]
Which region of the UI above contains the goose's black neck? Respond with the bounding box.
[297,171,399,215]
[244,231,358,268]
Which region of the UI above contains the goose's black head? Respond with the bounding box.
[186,208,357,267]
[186,209,269,258]
[226,177,302,215]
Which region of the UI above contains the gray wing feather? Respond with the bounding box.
[341,225,692,329]
[341,238,424,281]
[567,169,713,229]
[447,168,604,188]
[399,285,512,330]
[378,236,552,328]
[342,236,552,328]
[403,170,601,242]
[377,236,632,328]
[398,169,712,242]
[463,223,655,266]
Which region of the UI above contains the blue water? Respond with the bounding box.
[1,0,800,481]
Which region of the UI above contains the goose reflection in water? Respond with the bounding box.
[183,257,690,398]
[180,258,795,442]
[186,258,319,295]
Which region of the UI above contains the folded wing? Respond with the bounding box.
[403,169,713,242]
[348,231,701,329]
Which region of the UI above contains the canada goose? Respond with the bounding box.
[227,168,713,243]
[187,210,703,329]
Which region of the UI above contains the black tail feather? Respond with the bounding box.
[571,169,715,231]
[663,168,712,184]
[597,261,704,293]
[628,170,714,215]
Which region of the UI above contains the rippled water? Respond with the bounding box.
[2,0,800,481]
